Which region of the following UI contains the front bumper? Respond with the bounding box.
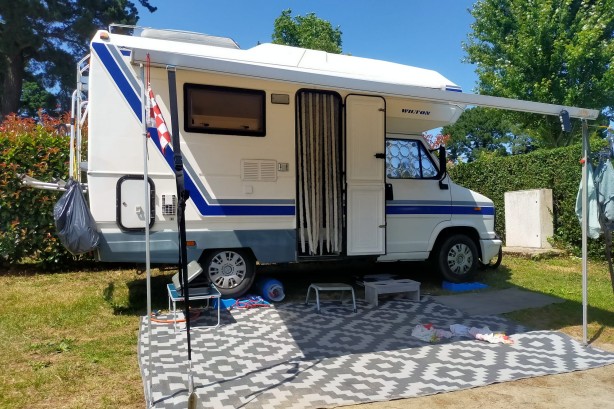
[480,238,502,263]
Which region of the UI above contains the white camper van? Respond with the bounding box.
[61,26,594,297]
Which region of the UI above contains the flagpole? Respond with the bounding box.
[141,64,153,407]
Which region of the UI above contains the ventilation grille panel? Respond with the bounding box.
[161,194,177,215]
[241,160,277,182]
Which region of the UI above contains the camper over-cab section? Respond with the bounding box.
[83,26,501,297]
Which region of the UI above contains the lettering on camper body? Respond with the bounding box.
[401,108,431,116]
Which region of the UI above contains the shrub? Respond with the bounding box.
[449,141,606,258]
[0,114,80,267]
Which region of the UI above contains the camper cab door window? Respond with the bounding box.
[386,138,438,179]
[184,84,265,136]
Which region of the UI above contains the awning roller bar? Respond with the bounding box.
[132,48,599,120]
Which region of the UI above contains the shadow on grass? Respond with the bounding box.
[103,273,172,315]
[502,298,614,342]
[591,325,607,344]
[473,262,614,344]
[0,260,177,276]
[104,268,236,328]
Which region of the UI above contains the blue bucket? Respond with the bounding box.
[256,277,285,302]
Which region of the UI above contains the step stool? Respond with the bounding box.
[364,279,421,306]
[167,283,221,331]
[305,283,357,313]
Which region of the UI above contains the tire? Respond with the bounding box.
[487,246,503,269]
[202,249,256,298]
[436,234,478,283]
[479,246,503,270]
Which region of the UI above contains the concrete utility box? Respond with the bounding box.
[504,189,553,248]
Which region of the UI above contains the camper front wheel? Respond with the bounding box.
[436,234,478,283]
[202,249,255,298]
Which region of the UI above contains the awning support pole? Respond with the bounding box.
[140,64,153,408]
[581,118,589,346]
[167,65,197,408]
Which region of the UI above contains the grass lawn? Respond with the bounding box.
[1,254,613,408]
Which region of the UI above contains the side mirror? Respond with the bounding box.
[437,146,449,190]
[437,145,447,179]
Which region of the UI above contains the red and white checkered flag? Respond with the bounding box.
[148,86,171,154]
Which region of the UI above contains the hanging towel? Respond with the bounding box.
[594,160,614,227]
[576,163,602,238]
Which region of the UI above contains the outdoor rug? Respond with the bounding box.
[138,298,614,408]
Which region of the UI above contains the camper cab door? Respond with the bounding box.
[345,95,386,255]
[384,135,452,255]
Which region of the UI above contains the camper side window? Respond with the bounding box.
[386,139,438,179]
[184,84,265,136]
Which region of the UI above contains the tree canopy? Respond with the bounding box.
[0,0,156,118]
[272,9,342,53]
[442,107,537,162]
[464,0,614,147]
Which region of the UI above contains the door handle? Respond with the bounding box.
[374,153,386,159]
[385,183,393,200]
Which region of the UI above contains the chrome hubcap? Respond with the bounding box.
[446,243,473,275]
[208,251,247,289]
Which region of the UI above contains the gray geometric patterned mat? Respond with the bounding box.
[138,298,614,408]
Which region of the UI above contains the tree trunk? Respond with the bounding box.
[1,52,24,117]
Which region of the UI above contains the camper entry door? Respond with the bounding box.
[345,95,386,255]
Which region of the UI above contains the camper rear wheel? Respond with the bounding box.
[202,249,255,298]
[436,234,478,283]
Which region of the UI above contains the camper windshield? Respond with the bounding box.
[385,138,438,179]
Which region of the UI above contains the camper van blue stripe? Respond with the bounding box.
[387,205,453,215]
[183,171,295,216]
[454,206,495,215]
[182,159,292,205]
[91,42,141,119]
[386,202,494,215]
[386,206,494,215]
[149,128,296,216]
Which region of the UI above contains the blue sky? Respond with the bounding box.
[134,1,478,93]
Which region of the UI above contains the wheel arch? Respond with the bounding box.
[430,226,482,260]
[190,229,296,264]
[198,246,257,264]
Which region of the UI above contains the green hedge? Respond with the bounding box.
[449,142,605,257]
[0,115,77,267]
